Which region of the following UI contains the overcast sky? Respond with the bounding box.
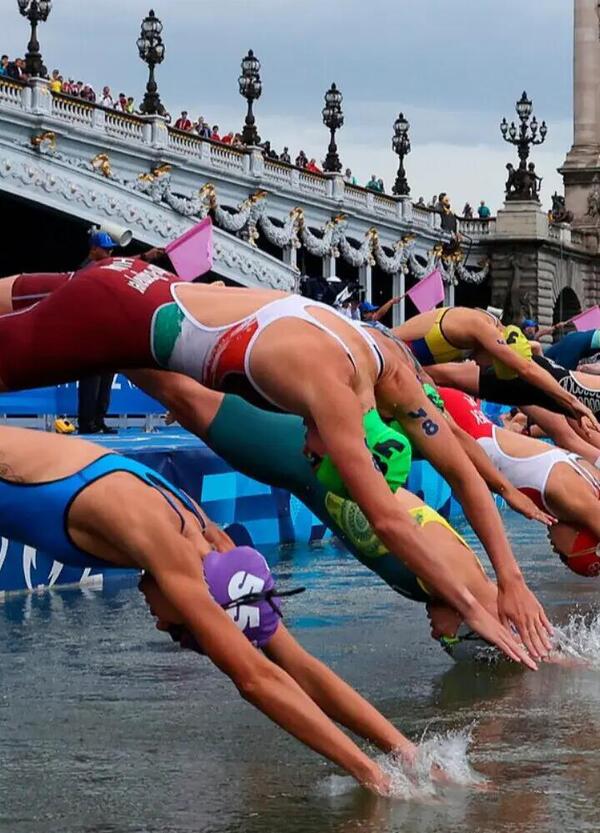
[3,0,573,212]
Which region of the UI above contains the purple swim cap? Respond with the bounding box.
[203,546,280,647]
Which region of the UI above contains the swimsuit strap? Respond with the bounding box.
[78,454,206,533]
[566,454,600,497]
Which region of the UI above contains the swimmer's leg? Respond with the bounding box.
[392,488,498,640]
[426,362,481,395]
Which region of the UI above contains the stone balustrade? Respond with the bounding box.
[458,217,497,237]
[0,77,443,229]
[0,77,25,108]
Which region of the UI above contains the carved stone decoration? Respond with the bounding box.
[90,153,113,179]
[0,153,295,291]
[586,175,600,220]
[30,131,56,151]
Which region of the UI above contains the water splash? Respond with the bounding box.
[323,725,485,800]
[552,610,600,666]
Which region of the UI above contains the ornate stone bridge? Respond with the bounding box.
[0,75,493,325]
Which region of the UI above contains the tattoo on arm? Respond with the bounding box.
[406,407,439,436]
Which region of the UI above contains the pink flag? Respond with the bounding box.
[407,268,445,313]
[570,305,600,332]
[165,217,213,281]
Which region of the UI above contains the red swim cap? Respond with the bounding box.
[561,530,600,577]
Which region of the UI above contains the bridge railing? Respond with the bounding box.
[0,76,446,231]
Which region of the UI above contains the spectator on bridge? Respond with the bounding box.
[175,111,192,131]
[49,69,62,92]
[125,96,135,114]
[377,178,385,193]
[462,202,474,218]
[0,55,8,77]
[195,117,211,138]
[221,131,235,145]
[211,125,221,141]
[295,150,308,168]
[7,57,27,81]
[343,168,357,185]
[100,86,114,108]
[366,174,382,192]
[280,147,291,163]
[232,133,244,148]
[478,200,491,218]
[115,92,128,111]
[81,84,96,103]
[306,158,322,174]
[428,195,437,208]
[61,78,74,94]
[415,196,426,208]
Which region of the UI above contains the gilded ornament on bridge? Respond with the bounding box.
[90,153,112,178]
[30,131,56,151]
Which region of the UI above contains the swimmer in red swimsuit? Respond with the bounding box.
[0,259,553,660]
[440,387,600,577]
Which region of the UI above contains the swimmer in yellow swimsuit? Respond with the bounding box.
[394,305,595,425]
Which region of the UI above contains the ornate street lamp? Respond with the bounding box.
[322,82,344,173]
[137,9,166,116]
[392,112,411,196]
[17,0,52,78]
[238,49,262,146]
[500,91,547,201]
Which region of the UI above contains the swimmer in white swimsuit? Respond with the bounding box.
[440,387,600,577]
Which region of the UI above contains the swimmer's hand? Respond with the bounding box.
[571,400,599,435]
[503,487,556,526]
[361,766,392,797]
[462,599,538,670]
[497,575,553,662]
[203,522,236,553]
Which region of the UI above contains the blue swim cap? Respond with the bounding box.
[90,230,117,250]
[521,318,538,329]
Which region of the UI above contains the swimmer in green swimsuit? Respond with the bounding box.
[128,370,537,666]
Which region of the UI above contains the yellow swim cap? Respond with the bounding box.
[54,418,75,434]
[491,325,532,380]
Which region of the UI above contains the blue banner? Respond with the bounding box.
[0,375,164,416]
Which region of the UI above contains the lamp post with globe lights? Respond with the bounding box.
[322,83,344,173]
[500,91,547,201]
[17,0,52,78]
[238,49,262,146]
[392,112,411,196]
[137,9,166,116]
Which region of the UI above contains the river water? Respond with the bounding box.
[2,510,600,833]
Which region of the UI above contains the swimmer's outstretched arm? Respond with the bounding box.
[263,625,416,764]
[304,379,536,669]
[476,325,598,430]
[522,406,600,464]
[381,369,553,661]
[133,514,390,793]
[446,417,555,526]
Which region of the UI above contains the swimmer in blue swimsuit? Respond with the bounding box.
[0,424,425,792]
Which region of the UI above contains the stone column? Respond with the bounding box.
[359,263,372,301]
[573,0,600,146]
[561,0,600,231]
[392,271,405,326]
